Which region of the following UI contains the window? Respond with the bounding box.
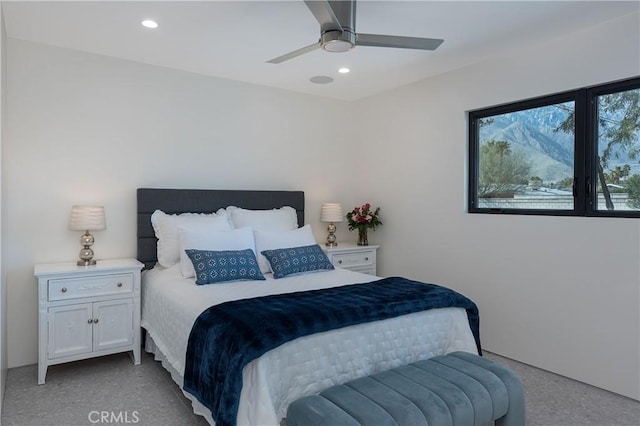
[469,77,640,217]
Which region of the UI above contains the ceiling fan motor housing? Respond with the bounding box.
[321,0,357,52]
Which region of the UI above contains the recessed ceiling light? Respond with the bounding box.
[141,20,158,29]
[309,76,334,84]
[338,68,350,74]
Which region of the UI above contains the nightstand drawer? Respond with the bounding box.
[349,265,376,275]
[48,273,133,301]
[332,252,374,269]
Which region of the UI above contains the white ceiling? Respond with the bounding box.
[3,1,638,101]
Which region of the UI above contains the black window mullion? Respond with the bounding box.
[468,117,479,212]
[574,89,588,215]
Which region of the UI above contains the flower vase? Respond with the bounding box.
[357,227,369,246]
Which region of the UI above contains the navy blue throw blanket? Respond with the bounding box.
[183,276,480,426]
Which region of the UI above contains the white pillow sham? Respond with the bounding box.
[151,209,230,268]
[227,206,298,232]
[178,226,257,279]
[253,224,317,273]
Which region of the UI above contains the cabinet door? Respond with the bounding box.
[48,303,93,359]
[93,299,134,352]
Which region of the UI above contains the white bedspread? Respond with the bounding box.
[141,265,478,425]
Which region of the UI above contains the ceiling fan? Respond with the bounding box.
[267,0,444,64]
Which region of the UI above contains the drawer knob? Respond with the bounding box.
[338,260,343,264]
[61,287,67,293]
[365,257,369,261]
[87,319,93,324]
[117,282,123,288]
[93,318,99,324]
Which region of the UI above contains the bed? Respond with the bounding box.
[137,188,480,426]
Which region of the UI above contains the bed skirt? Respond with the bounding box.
[145,334,216,425]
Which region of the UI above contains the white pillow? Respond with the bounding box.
[227,206,298,232]
[151,209,230,268]
[254,224,316,273]
[178,226,257,278]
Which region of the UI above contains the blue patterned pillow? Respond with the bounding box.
[185,249,266,285]
[260,244,334,279]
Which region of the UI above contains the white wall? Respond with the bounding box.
[5,39,361,369]
[0,2,7,412]
[355,12,640,400]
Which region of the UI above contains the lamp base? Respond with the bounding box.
[77,232,97,266]
[325,222,338,247]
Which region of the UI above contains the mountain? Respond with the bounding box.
[479,104,574,182]
[478,101,640,181]
[490,121,573,181]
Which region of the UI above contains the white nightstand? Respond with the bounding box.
[34,258,144,384]
[323,243,379,275]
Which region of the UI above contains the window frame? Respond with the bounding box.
[468,76,640,218]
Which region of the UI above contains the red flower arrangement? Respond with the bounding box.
[346,203,382,231]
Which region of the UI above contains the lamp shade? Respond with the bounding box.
[69,205,106,231]
[320,203,344,223]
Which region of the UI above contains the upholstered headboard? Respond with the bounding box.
[137,188,305,270]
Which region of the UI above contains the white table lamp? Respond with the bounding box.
[69,205,106,266]
[320,203,344,247]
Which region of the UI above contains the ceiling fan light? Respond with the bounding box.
[323,40,353,53]
[321,30,356,53]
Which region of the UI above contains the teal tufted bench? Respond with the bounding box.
[287,351,525,426]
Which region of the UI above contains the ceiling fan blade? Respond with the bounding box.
[356,33,444,51]
[304,0,343,33]
[266,42,322,64]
